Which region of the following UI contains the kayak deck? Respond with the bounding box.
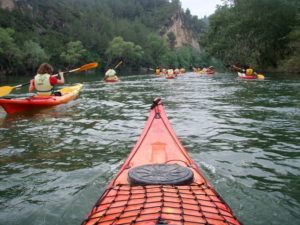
[82,99,241,225]
[238,72,257,79]
[0,84,83,114]
[197,71,216,74]
[165,76,176,79]
[105,77,119,82]
[84,184,239,225]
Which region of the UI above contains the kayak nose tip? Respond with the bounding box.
[151,98,161,109]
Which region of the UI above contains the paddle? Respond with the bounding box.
[114,61,123,69]
[0,62,99,98]
[229,65,244,72]
[257,74,265,80]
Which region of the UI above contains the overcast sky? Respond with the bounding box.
[180,0,224,18]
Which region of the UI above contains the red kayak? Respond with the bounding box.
[238,72,257,79]
[0,84,83,114]
[105,77,119,82]
[206,71,216,74]
[165,76,176,79]
[82,98,241,225]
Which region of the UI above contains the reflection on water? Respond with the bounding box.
[0,72,299,225]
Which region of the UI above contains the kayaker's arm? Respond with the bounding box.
[28,80,35,93]
[56,72,65,85]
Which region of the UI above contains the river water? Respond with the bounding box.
[0,72,299,225]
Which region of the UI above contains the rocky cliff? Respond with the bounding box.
[160,13,201,51]
[0,0,16,10]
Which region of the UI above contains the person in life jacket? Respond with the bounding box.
[243,66,265,79]
[155,67,161,75]
[104,66,118,80]
[29,63,64,96]
[201,67,207,72]
[163,68,168,74]
[245,68,257,77]
[174,68,180,74]
[206,66,213,72]
[167,67,174,77]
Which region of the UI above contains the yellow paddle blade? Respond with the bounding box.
[0,86,17,98]
[114,61,123,69]
[71,62,99,72]
[257,74,265,80]
[60,84,83,95]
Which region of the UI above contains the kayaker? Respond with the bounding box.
[207,66,213,72]
[174,68,180,74]
[29,63,64,96]
[167,67,174,77]
[155,67,161,75]
[104,66,118,80]
[201,67,207,72]
[245,68,257,77]
[163,68,168,75]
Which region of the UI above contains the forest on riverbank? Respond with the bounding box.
[202,0,300,73]
[0,0,299,76]
[0,0,209,75]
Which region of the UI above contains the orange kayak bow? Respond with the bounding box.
[82,98,241,225]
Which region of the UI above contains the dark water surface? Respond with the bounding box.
[0,72,299,225]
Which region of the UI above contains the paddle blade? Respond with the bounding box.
[114,61,123,69]
[71,62,99,72]
[60,84,83,95]
[257,74,265,80]
[0,86,17,98]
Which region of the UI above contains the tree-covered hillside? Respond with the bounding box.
[1,0,299,76]
[200,0,300,72]
[0,0,208,75]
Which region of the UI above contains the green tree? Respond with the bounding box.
[143,33,169,67]
[176,46,192,68]
[23,40,49,72]
[60,41,87,67]
[167,32,177,50]
[161,51,178,68]
[105,36,144,67]
[201,0,299,69]
[0,28,23,74]
[279,14,300,72]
